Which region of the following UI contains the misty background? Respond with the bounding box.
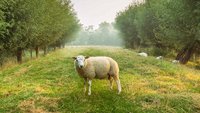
[69,22,123,46]
[68,0,135,47]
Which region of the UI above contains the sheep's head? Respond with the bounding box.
[72,55,89,69]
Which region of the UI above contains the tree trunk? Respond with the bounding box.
[62,43,65,48]
[35,46,39,58]
[30,48,33,59]
[44,46,47,55]
[176,41,197,64]
[193,54,196,62]
[59,43,62,49]
[22,50,26,56]
[16,48,23,64]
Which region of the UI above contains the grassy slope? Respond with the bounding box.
[0,46,200,113]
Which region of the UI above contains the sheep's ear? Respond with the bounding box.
[72,57,76,60]
[85,56,90,59]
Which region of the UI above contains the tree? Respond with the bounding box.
[115,0,200,63]
[0,0,79,64]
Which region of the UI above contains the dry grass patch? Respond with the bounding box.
[14,67,28,77]
[18,97,60,113]
[18,99,47,113]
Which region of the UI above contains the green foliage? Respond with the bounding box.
[0,0,79,63]
[115,0,200,58]
[0,47,200,112]
[115,5,141,48]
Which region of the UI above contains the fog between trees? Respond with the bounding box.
[69,22,123,47]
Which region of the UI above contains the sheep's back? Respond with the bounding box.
[87,57,119,79]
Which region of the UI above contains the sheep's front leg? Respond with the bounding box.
[88,80,92,95]
[84,78,87,93]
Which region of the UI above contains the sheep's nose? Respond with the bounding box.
[80,65,83,68]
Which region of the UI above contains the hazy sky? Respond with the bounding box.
[71,0,134,28]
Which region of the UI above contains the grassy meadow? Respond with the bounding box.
[0,46,200,113]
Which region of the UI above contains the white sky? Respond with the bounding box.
[71,0,135,28]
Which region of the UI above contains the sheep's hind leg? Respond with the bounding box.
[109,77,113,90]
[113,76,121,94]
[116,80,121,94]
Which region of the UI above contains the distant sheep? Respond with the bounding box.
[172,60,179,63]
[156,56,163,60]
[138,52,148,57]
[73,55,121,95]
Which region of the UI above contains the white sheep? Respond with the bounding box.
[172,60,179,63]
[73,55,121,95]
[138,52,148,57]
[156,56,163,60]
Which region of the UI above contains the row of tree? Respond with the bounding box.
[115,0,200,64]
[70,22,122,46]
[0,0,79,64]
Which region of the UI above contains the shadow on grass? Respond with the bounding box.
[58,88,199,113]
[58,89,140,113]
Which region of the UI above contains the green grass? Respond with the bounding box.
[0,46,200,113]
